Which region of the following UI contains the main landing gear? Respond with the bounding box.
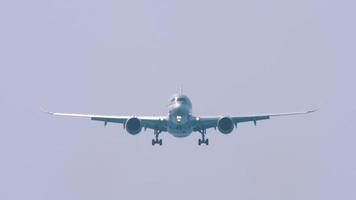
[152,129,162,146]
[198,129,209,146]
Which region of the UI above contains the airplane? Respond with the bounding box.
[46,92,317,146]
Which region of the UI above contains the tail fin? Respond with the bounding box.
[179,86,183,95]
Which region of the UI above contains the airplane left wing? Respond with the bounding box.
[193,109,318,131]
[45,111,168,131]
[232,109,318,124]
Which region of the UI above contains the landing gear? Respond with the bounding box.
[152,139,162,146]
[152,129,162,146]
[198,129,209,146]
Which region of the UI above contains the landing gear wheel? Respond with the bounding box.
[198,129,209,146]
[152,129,162,146]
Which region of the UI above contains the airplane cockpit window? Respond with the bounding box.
[169,95,192,107]
[177,97,185,103]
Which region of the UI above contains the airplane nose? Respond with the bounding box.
[170,104,188,115]
[169,104,189,124]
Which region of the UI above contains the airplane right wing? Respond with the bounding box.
[45,110,168,132]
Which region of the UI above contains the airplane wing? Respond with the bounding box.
[194,109,318,131]
[45,111,168,131]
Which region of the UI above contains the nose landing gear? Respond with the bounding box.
[152,129,162,146]
[198,129,209,146]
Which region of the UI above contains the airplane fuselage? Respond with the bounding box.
[167,94,195,138]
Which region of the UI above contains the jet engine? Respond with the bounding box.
[217,117,234,134]
[125,117,142,135]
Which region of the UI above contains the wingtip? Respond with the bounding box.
[40,107,53,115]
[308,107,320,113]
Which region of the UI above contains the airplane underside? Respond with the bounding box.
[152,124,209,146]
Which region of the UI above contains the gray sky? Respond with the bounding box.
[1,0,355,199]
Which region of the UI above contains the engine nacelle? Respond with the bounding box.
[125,117,142,135]
[217,117,234,134]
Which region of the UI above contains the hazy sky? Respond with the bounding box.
[1,0,355,199]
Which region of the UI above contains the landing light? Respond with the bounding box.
[176,115,182,123]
